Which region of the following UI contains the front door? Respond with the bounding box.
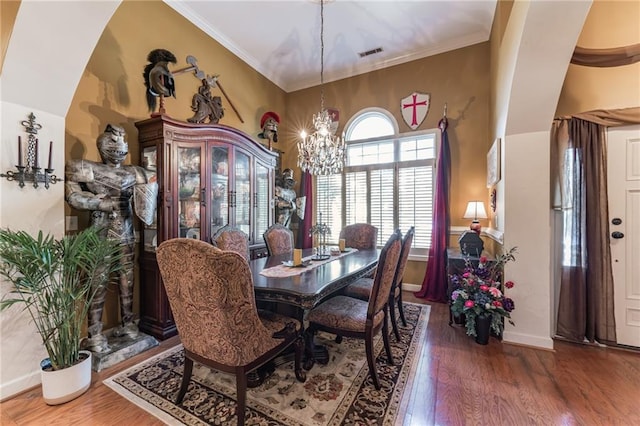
[608,125,640,347]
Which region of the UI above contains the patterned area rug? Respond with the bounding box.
[104,303,429,425]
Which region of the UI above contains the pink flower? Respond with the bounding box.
[505,281,515,289]
[492,300,503,308]
[489,287,502,298]
[463,272,471,278]
[480,256,487,263]
[464,300,475,308]
[479,285,489,291]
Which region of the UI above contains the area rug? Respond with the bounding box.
[104,303,429,425]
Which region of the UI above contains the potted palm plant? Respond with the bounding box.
[0,227,124,404]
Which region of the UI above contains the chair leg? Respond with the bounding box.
[388,298,401,341]
[364,333,381,390]
[236,370,247,426]
[382,311,394,366]
[397,291,407,326]
[176,357,193,404]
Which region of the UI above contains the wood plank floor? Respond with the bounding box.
[2,293,639,425]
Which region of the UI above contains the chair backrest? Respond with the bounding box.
[367,230,402,317]
[156,238,279,366]
[339,223,378,250]
[392,226,415,291]
[211,225,250,260]
[263,223,294,256]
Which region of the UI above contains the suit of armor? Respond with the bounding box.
[275,168,305,228]
[65,125,157,353]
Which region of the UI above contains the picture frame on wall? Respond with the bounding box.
[487,138,500,187]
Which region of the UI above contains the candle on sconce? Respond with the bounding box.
[34,139,39,168]
[18,136,23,167]
[48,141,53,170]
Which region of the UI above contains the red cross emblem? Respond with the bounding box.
[401,92,430,130]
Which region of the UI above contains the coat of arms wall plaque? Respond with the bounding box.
[401,92,430,130]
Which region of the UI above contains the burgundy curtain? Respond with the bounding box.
[415,117,451,302]
[297,170,313,249]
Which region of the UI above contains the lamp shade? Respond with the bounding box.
[463,201,488,220]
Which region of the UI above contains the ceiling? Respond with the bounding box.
[165,1,497,93]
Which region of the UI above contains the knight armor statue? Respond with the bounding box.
[65,124,157,353]
[275,168,305,228]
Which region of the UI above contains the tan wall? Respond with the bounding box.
[283,43,491,284]
[66,2,492,318]
[65,0,287,329]
[555,0,640,116]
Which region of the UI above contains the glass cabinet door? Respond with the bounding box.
[142,146,158,252]
[177,146,202,240]
[234,151,251,238]
[210,146,229,236]
[255,161,270,245]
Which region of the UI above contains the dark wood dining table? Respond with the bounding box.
[249,247,380,371]
[250,247,380,310]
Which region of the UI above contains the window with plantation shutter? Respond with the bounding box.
[398,165,432,256]
[369,168,395,246]
[315,109,437,255]
[315,173,342,244]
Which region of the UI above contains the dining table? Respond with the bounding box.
[250,247,379,310]
[249,247,380,370]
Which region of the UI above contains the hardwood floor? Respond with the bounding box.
[2,294,639,425]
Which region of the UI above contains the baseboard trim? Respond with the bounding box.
[503,330,555,350]
[0,369,40,402]
[402,283,421,293]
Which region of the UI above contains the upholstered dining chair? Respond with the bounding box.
[339,223,378,250]
[305,230,402,390]
[263,223,294,256]
[342,226,415,341]
[156,238,306,426]
[211,224,250,260]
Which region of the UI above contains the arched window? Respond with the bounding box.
[345,109,396,141]
[316,108,437,256]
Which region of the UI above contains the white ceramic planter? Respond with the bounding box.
[40,350,92,405]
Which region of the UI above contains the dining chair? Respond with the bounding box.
[211,224,250,260]
[342,226,415,341]
[156,238,306,426]
[263,223,294,256]
[339,223,378,250]
[305,230,402,390]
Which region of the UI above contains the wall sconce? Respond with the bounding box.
[463,200,488,234]
[1,113,61,189]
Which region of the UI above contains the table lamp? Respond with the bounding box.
[463,201,488,234]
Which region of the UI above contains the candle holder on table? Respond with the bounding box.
[309,212,331,261]
[1,113,61,189]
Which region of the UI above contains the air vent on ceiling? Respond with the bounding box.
[358,47,383,58]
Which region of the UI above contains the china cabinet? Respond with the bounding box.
[135,115,277,339]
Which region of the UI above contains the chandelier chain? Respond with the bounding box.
[296,0,345,176]
[319,0,325,111]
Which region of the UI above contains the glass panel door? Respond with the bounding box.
[211,146,230,236]
[255,161,269,244]
[142,146,158,252]
[178,146,202,240]
[234,150,251,237]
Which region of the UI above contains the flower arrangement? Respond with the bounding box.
[450,247,517,337]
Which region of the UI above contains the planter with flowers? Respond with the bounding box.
[450,247,517,344]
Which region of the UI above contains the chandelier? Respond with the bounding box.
[297,0,345,176]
